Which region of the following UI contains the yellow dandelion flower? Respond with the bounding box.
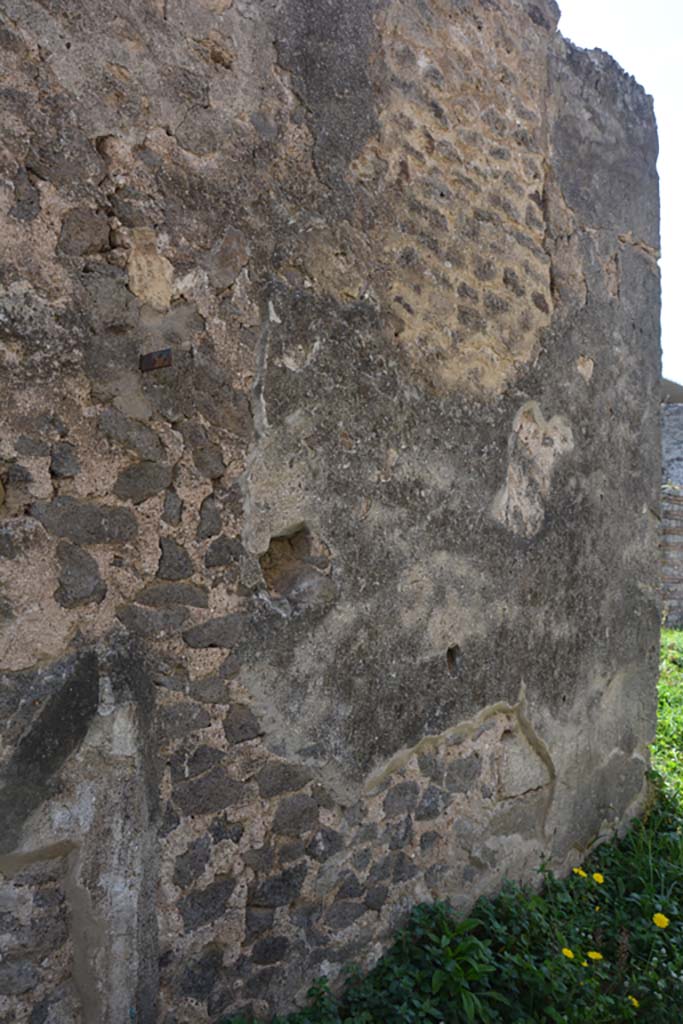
[653,912,670,929]
[587,951,603,961]
[628,995,640,1008]
[595,906,601,912]
[592,872,604,884]
[581,960,588,967]
[573,867,587,878]
[561,947,575,960]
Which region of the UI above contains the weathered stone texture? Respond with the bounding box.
[662,404,683,626]
[0,0,659,1020]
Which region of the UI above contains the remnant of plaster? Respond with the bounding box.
[576,355,594,382]
[497,728,550,798]
[492,401,574,538]
[127,228,174,311]
[603,253,620,299]
[364,683,556,799]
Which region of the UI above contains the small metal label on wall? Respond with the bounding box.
[139,348,172,372]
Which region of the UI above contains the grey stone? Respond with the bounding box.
[49,441,80,478]
[417,751,443,783]
[311,782,335,810]
[197,494,222,539]
[243,846,274,872]
[7,463,31,483]
[324,901,366,930]
[306,827,345,862]
[392,852,418,883]
[10,168,40,222]
[209,817,244,844]
[420,831,441,852]
[245,907,274,941]
[29,997,50,1024]
[425,864,449,889]
[223,656,242,681]
[55,541,106,607]
[370,851,418,885]
[170,745,225,783]
[351,847,371,871]
[223,703,262,744]
[179,875,236,931]
[58,207,110,255]
[244,968,277,999]
[0,595,14,622]
[183,614,246,649]
[160,803,180,837]
[116,603,189,637]
[279,839,305,863]
[415,785,451,821]
[173,764,247,816]
[176,108,219,156]
[173,836,211,888]
[31,496,137,544]
[114,461,173,504]
[445,752,482,794]
[205,534,242,568]
[364,885,388,912]
[153,664,188,693]
[192,674,231,704]
[179,945,223,1000]
[0,527,17,560]
[336,873,362,900]
[0,960,39,996]
[0,648,102,854]
[256,761,312,799]
[157,703,211,742]
[135,581,208,608]
[99,408,165,462]
[384,815,413,849]
[162,489,183,526]
[16,435,50,457]
[250,863,307,907]
[382,780,419,817]
[252,935,290,965]
[279,566,337,612]
[179,422,226,480]
[272,794,319,836]
[367,856,391,885]
[157,537,194,580]
[207,228,249,290]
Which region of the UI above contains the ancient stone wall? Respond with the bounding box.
[662,404,683,626]
[0,0,660,1021]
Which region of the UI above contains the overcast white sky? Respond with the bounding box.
[558,1,682,384]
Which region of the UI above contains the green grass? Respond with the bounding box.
[226,632,683,1023]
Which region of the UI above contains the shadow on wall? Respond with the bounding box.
[662,379,683,627]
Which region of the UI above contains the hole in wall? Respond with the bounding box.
[259,526,336,613]
[446,644,463,677]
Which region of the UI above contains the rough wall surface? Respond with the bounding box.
[663,405,683,626]
[0,0,660,1021]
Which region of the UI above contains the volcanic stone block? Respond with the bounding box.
[55,541,106,607]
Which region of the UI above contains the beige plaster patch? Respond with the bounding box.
[127,228,174,311]
[492,401,574,538]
